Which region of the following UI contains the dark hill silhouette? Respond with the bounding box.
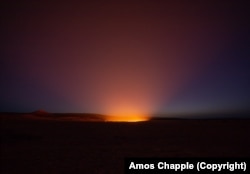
[32,109,50,116]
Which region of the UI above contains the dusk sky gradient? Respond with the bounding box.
[1,1,250,117]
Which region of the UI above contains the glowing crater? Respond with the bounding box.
[104,115,150,122]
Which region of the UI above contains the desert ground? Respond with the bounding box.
[1,113,250,173]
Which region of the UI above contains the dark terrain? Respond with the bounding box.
[1,113,250,173]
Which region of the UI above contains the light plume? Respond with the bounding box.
[3,1,235,116]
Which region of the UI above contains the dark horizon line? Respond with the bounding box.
[1,111,250,119]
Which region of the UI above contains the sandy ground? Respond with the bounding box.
[1,114,250,173]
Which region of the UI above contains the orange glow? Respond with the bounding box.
[101,100,154,122]
[70,21,197,117]
[105,115,150,122]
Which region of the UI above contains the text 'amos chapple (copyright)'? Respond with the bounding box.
[125,158,249,173]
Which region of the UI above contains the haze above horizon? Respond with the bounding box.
[1,1,249,118]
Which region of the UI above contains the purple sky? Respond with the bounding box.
[1,1,250,117]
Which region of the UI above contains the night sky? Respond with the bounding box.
[1,1,250,117]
